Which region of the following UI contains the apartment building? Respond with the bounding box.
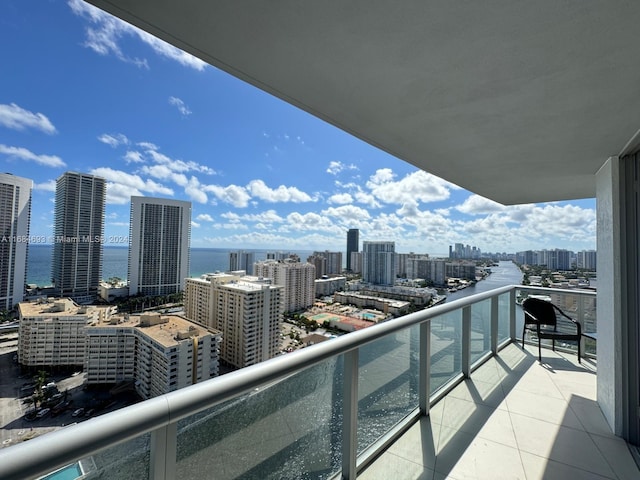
[0,173,32,310]
[17,298,112,367]
[128,196,191,296]
[185,274,283,369]
[229,250,256,275]
[254,259,315,312]
[362,241,396,286]
[85,312,221,399]
[52,172,106,303]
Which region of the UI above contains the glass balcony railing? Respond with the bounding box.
[0,285,597,480]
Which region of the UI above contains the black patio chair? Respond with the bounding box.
[521,297,582,363]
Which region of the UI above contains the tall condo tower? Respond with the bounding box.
[52,172,105,303]
[0,173,32,309]
[362,241,396,286]
[229,250,256,275]
[346,228,359,272]
[128,196,191,296]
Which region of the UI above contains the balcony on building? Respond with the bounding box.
[1,285,639,479]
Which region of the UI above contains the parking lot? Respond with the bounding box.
[0,341,139,449]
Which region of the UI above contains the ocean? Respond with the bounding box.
[26,245,314,287]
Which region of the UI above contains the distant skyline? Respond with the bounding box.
[0,0,596,254]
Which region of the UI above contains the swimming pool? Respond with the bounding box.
[40,462,82,480]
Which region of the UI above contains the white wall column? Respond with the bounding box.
[596,156,624,435]
[596,155,640,442]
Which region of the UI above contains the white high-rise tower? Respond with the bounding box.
[128,196,191,296]
[0,173,32,309]
[362,241,396,286]
[52,172,105,303]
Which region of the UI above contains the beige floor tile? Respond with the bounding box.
[510,414,615,478]
[519,451,614,480]
[435,427,526,480]
[503,389,584,429]
[358,451,434,480]
[590,434,640,480]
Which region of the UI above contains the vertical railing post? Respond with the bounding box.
[419,321,431,416]
[150,423,177,480]
[342,349,359,480]
[491,295,499,355]
[510,288,517,343]
[462,306,471,378]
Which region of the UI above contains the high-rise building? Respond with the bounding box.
[254,259,315,312]
[229,250,256,275]
[362,241,396,286]
[52,172,106,303]
[346,229,359,272]
[128,197,191,296]
[0,173,32,310]
[184,273,283,369]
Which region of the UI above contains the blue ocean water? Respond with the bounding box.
[26,245,313,287]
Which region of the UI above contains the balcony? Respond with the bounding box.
[0,285,637,479]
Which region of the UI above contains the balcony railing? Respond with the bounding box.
[0,285,596,480]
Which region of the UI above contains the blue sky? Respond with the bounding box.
[0,0,596,255]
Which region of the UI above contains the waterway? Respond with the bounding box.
[444,260,523,303]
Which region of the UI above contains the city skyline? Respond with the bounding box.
[0,0,596,254]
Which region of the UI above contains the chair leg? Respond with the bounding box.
[578,338,581,364]
[538,339,542,362]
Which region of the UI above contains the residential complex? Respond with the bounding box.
[184,273,283,369]
[254,259,315,312]
[0,173,32,310]
[128,196,191,296]
[362,241,396,286]
[52,172,106,303]
[85,312,221,399]
[17,298,113,368]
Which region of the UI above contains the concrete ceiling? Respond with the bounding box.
[86,1,640,205]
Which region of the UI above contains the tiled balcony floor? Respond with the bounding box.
[359,343,640,480]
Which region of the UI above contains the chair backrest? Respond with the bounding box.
[522,297,557,327]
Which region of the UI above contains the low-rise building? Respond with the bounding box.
[17,298,114,368]
[85,312,221,399]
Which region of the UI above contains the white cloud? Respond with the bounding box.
[98,133,129,148]
[184,176,207,204]
[146,149,215,175]
[196,213,214,222]
[456,194,505,215]
[34,180,57,192]
[140,164,188,186]
[222,210,284,224]
[285,212,334,231]
[247,179,315,203]
[366,168,454,205]
[322,205,371,221]
[204,184,251,208]
[191,221,200,228]
[0,144,65,168]
[68,0,207,71]
[0,103,57,134]
[124,151,144,164]
[169,96,192,116]
[327,160,358,175]
[327,193,353,205]
[89,167,174,204]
